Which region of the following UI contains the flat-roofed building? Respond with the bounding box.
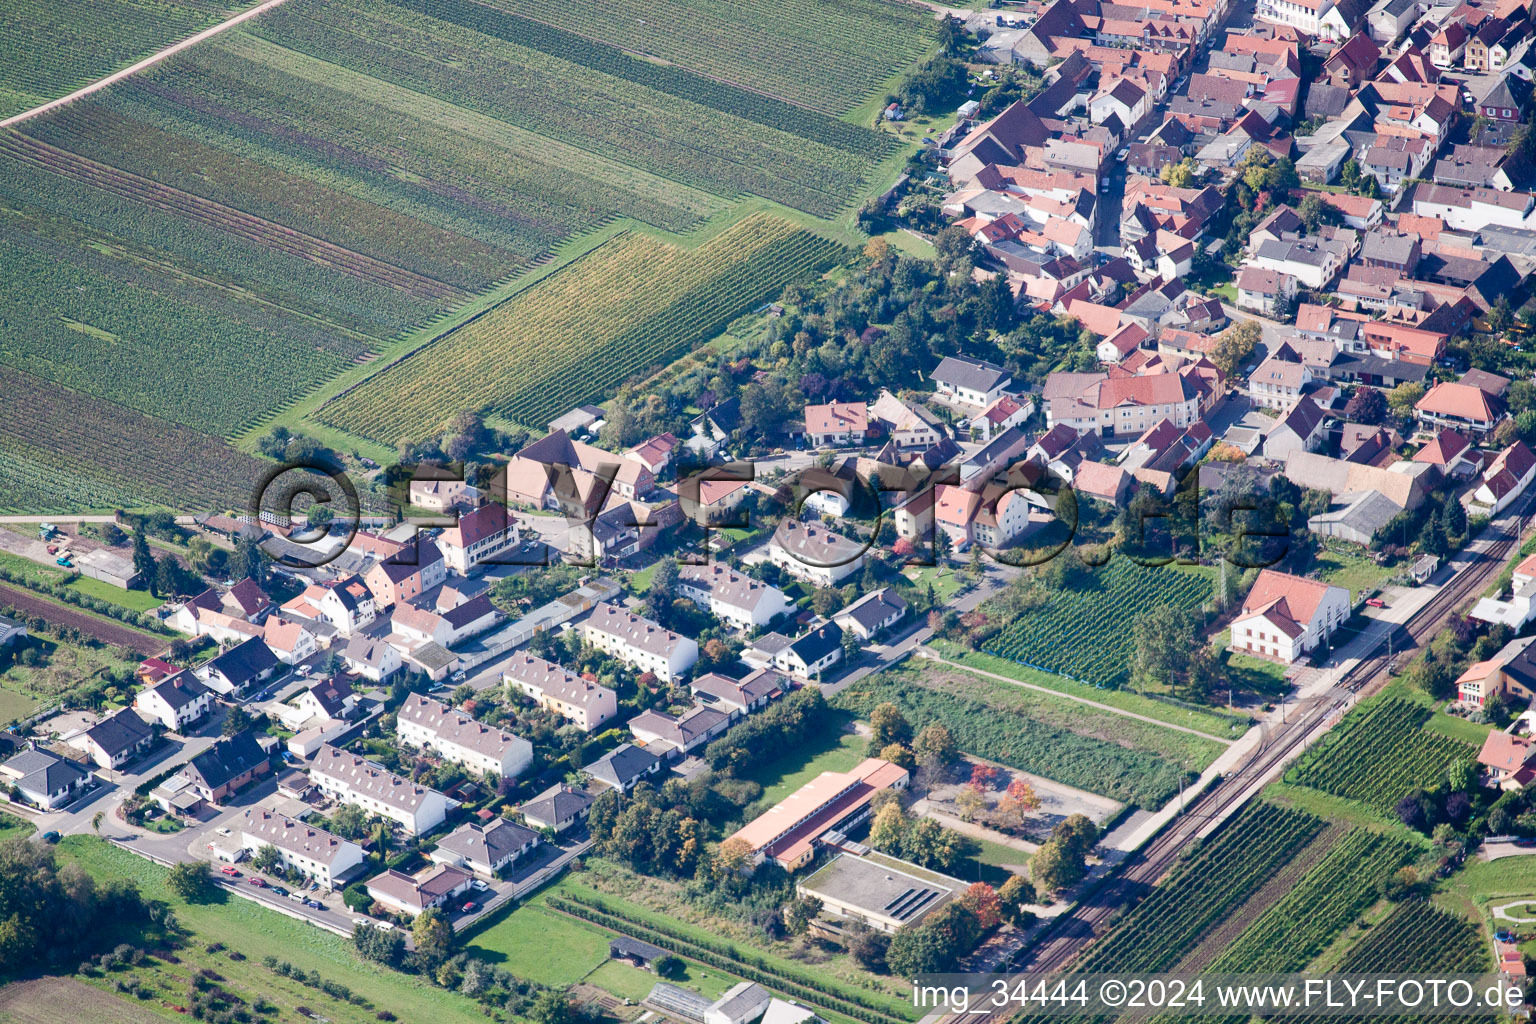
[797,852,966,933]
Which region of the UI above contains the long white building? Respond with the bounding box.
[396,694,533,779]
[239,808,364,888]
[579,602,699,682]
[309,744,454,835]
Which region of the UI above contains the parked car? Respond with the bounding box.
[287,891,306,903]
[1365,598,1385,608]
[304,899,324,910]
[461,901,478,914]
[272,886,288,897]
[215,827,232,836]
[220,866,241,877]
[248,877,267,888]
[40,831,60,844]
[471,879,489,891]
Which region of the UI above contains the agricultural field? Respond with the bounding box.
[1329,903,1493,1024]
[0,0,253,119]
[320,215,847,437]
[1205,829,1419,973]
[0,634,139,723]
[0,584,166,656]
[0,367,266,514]
[473,0,936,115]
[831,665,1224,807]
[0,976,167,1024]
[1066,802,1325,974]
[1287,698,1477,812]
[981,561,1213,689]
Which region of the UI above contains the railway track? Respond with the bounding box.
[931,499,1533,1024]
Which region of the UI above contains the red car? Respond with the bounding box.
[461,901,478,914]
[1365,598,1385,608]
[247,877,267,888]
[220,866,241,877]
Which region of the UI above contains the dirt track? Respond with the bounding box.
[0,583,166,656]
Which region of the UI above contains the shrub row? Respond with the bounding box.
[548,894,911,1024]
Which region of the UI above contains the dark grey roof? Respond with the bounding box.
[584,742,663,787]
[207,637,279,686]
[85,708,153,757]
[932,356,1011,392]
[1304,83,1351,120]
[441,594,497,630]
[187,729,269,790]
[519,784,594,824]
[435,818,539,865]
[837,588,909,632]
[147,671,210,711]
[787,621,844,665]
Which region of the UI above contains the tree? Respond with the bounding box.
[997,875,1036,924]
[913,723,956,771]
[960,882,1002,929]
[999,779,1042,825]
[1297,192,1338,234]
[712,837,753,880]
[1387,382,1426,419]
[869,801,910,853]
[1211,320,1262,378]
[166,860,212,902]
[1344,387,1387,425]
[868,702,912,752]
[529,990,575,1024]
[886,919,955,976]
[131,530,157,585]
[783,895,823,935]
[955,784,987,822]
[353,921,405,967]
[412,907,457,970]
[1161,157,1199,188]
[654,954,685,979]
[878,742,916,770]
[846,924,891,972]
[252,844,283,875]
[222,705,253,737]
[330,803,369,840]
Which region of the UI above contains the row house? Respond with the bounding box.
[310,744,454,835]
[239,810,364,889]
[503,652,618,732]
[677,563,793,630]
[396,694,533,779]
[1044,369,1202,436]
[768,519,867,588]
[579,602,699,682]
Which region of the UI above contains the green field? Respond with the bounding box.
[0,0,925,512]
[320,214,847,437]
[742,720,867,804]
[833,665,1224,807]
[56,835,493,1024]
[931,643,1251,738]
[472,0,935,116]
[66,576,163,612]
[469,903,611,987]
[1287,698,1477,813]
[981,560,1214,690]
[0,0,256,119]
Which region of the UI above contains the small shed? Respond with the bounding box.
[1411,554,1440,584]
[609,935,668,969]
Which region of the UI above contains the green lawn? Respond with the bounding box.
[930,642,1251,738]
[743,720,866,804]
[1265,781,1429,839]
[584,958,733,1002]
[1379,676,1493,745]
[469,903,612,987]
[902,565,969,602]
[0,684,41,726]
[66,576,164,612]
[1313,549,1396,601]
[877,229,936,260]
[1438,852,1536,908]
[0,546,69,588]
[0,810,34,842]
[56,836,492,1024]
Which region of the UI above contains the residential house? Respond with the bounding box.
[628,705,733,757]
[310,744,454,835]
[1249,354,1314,411]
[869,391,947,450]
[282,576,376,636]
[579,602,699,683]
[503,430,654,513]
[430,818,540,877]
[397,694,533,779]
[624,434,679,479]
[132,671,213,733]
[1415,380,1505,434]
[1229,569,1352,663]
[1044,370,1201,436]
[0,748,89,809]
[833,589,909,641]
[1236,266,1298,316]
[1477,729,1536,788]
[774,622,845,680]
[263,618,317,665]
[677,563,793,630]
[1472,440,1536,512]
[519,784,594,833]
[1263,396,1329,460]
[931,357,1013,408]
[503,653,617,732]
[437,502,518,574]
[1414,428,1481,476]
[340,635,403,682]
[182,730,271,804]
[366,865,473,918]
[804,402,870,448]
[687,397,742,458]
[76,707,155,769]
[969,394,1034,442]
[364,538,447,609]
[239,810,364,888]
[584,743,666,792]
[768,519,867,587]
[689,669,787,717]
[290,675,358,726]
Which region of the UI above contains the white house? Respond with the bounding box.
[1472,440,1536,513]
[1472,552,1536,629]
[262,618,317,665]
[580,602,699,682]
[677,563,793,630]
[932,356,1012,408]
[1229,569,1351,663]
[833,588,909,641]
[768,519,866,587]
[774,622,845,680]
[430,818,541,878]
[132,671,213,733]
[437,502,518,573]
[503,652,617,732]
[239,809,364,889]
[340,635,403,682]
[396,694,533,779]
[0,748,89,810]
[75,708,155,770]
[309,744,454,835]
[366,865,473,918]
